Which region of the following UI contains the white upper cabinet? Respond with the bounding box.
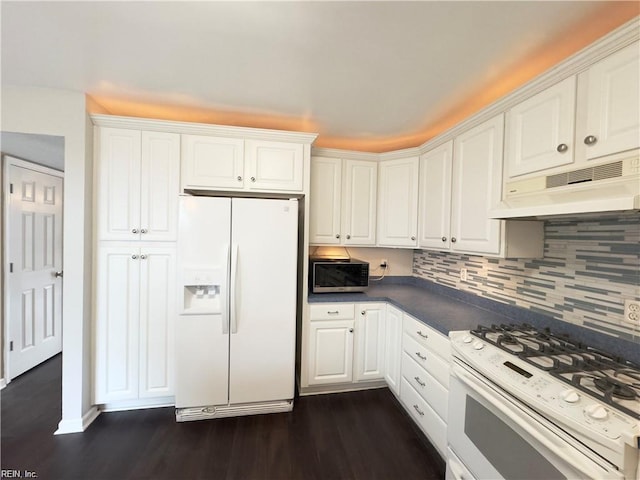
[245,140,304,191]
[96,127,179,242]
[181,134,245,190]
[182,136,304,193]
[310,157,342,244]
[377,156,419,247]
[418,141,453,250]
[506,76,576,178]
[583,43,640,160]
[451,115,504,255]
[309,157,377,246]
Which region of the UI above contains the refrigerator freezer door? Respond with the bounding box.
[175,196,231,408]
[229,198,299,404]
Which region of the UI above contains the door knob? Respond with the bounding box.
[54,271,63,278]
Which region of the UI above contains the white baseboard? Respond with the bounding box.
[54,406,100,435]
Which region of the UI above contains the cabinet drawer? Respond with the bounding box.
[402,352,448,420]
[400,377,447,457]
[403,314,450,359]
[403,333,450,388]
[310,303,355,321]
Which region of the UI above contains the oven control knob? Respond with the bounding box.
[560,389,580,403]
[585,404,608,420]
[463,335,473,344]
[473,341,484,350]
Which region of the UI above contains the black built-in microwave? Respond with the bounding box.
[309,256,369,293]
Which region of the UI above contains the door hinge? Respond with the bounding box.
[9,183,14,194]
[10,341,14,352]
[9,262,13,273]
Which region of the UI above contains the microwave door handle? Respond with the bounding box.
[221,244,230,335]
[451,363,610,478]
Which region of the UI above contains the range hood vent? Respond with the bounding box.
[491,156,640,219]
[545,161,623,189]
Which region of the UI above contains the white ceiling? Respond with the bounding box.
[0,1,629,150]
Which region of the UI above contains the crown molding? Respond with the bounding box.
[90,114,318,144]
[311,147,380,161]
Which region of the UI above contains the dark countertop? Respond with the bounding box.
[308,277,640,365]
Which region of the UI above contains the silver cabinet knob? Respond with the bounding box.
[54,271,63,278]
[361,310,366,315]
[140,254,147,260]
[584,135,598,146]
[451,237,457,243]
[441,236,447,242]
[411,236,416,241]
[557,143,568,153]
[335,233,340,239]
[349,328,354,333]
[237,175,243,181]
[132,228,139,234]
[131,254,138,259]
[140,228,148,234]
[250,176,256,182]
[346,234,351,239]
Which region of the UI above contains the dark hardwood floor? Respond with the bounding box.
[1,355,445,480]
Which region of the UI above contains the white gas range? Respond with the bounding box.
[447,324,639,480]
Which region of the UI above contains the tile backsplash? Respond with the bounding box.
[413,214,640,342]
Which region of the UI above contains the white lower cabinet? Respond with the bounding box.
[354,303,386,382]
[94,244,176,404]
[399,313,450,458]
[383,304,403,395]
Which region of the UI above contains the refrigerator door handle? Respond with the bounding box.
[221,244,230,335]
[230,244,239,334]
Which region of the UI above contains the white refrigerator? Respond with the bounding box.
[175,195,299,421]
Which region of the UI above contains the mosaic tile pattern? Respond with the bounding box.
[413,214,640,342]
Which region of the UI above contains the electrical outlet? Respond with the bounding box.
[380,258,388,268]
[624,299,640,324]
[460,268,468,282]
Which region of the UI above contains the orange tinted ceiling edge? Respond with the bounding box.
[86,5,639,154]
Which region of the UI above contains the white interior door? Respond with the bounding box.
[228,197,298,404]
[7,160,63,380]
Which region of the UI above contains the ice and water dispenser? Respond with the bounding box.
[180,268,223,314]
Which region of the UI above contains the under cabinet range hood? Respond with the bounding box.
[490,156,640,219]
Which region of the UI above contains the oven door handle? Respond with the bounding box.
[451,361,615,479]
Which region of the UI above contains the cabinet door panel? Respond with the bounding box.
[377,157,419,247]
[140,132,180,241]
[181,134,244,190]
[138,246,176,398]
[308,320,354,385]
[96,128,141,241]
[354,304,385,382]
[310,157,342,244]
[343,160,377,245]
[451,115,504,255]
[585,43,640,159]
[419,142,453,250]
[94,246,140,403]
[506,76,576,177]
[245,140,303,191]
[384,305,402,395]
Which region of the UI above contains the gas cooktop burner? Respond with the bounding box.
[470,323,640,419]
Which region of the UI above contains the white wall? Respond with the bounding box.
[1,85,95,433]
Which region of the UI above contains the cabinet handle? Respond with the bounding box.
[411,236,416,241]
[251,176,256,182]
[417,330,428,339]
[584,135,597,146]
[237,175,243,181]
[556,143,568,153]
[131,254,138,259]
[415,352,427,361]
[361,310,366,315]
[451,237,457,243]
[349,328,354,333]
[413,404,425,416]
[140,254,147,260]
[327,310,339,315]
[414,376,426,387]
[335,234,340,239]
[346,234,351,239]
[131,228,139,234]
[140,228,148,234]
[441,236,447,242]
